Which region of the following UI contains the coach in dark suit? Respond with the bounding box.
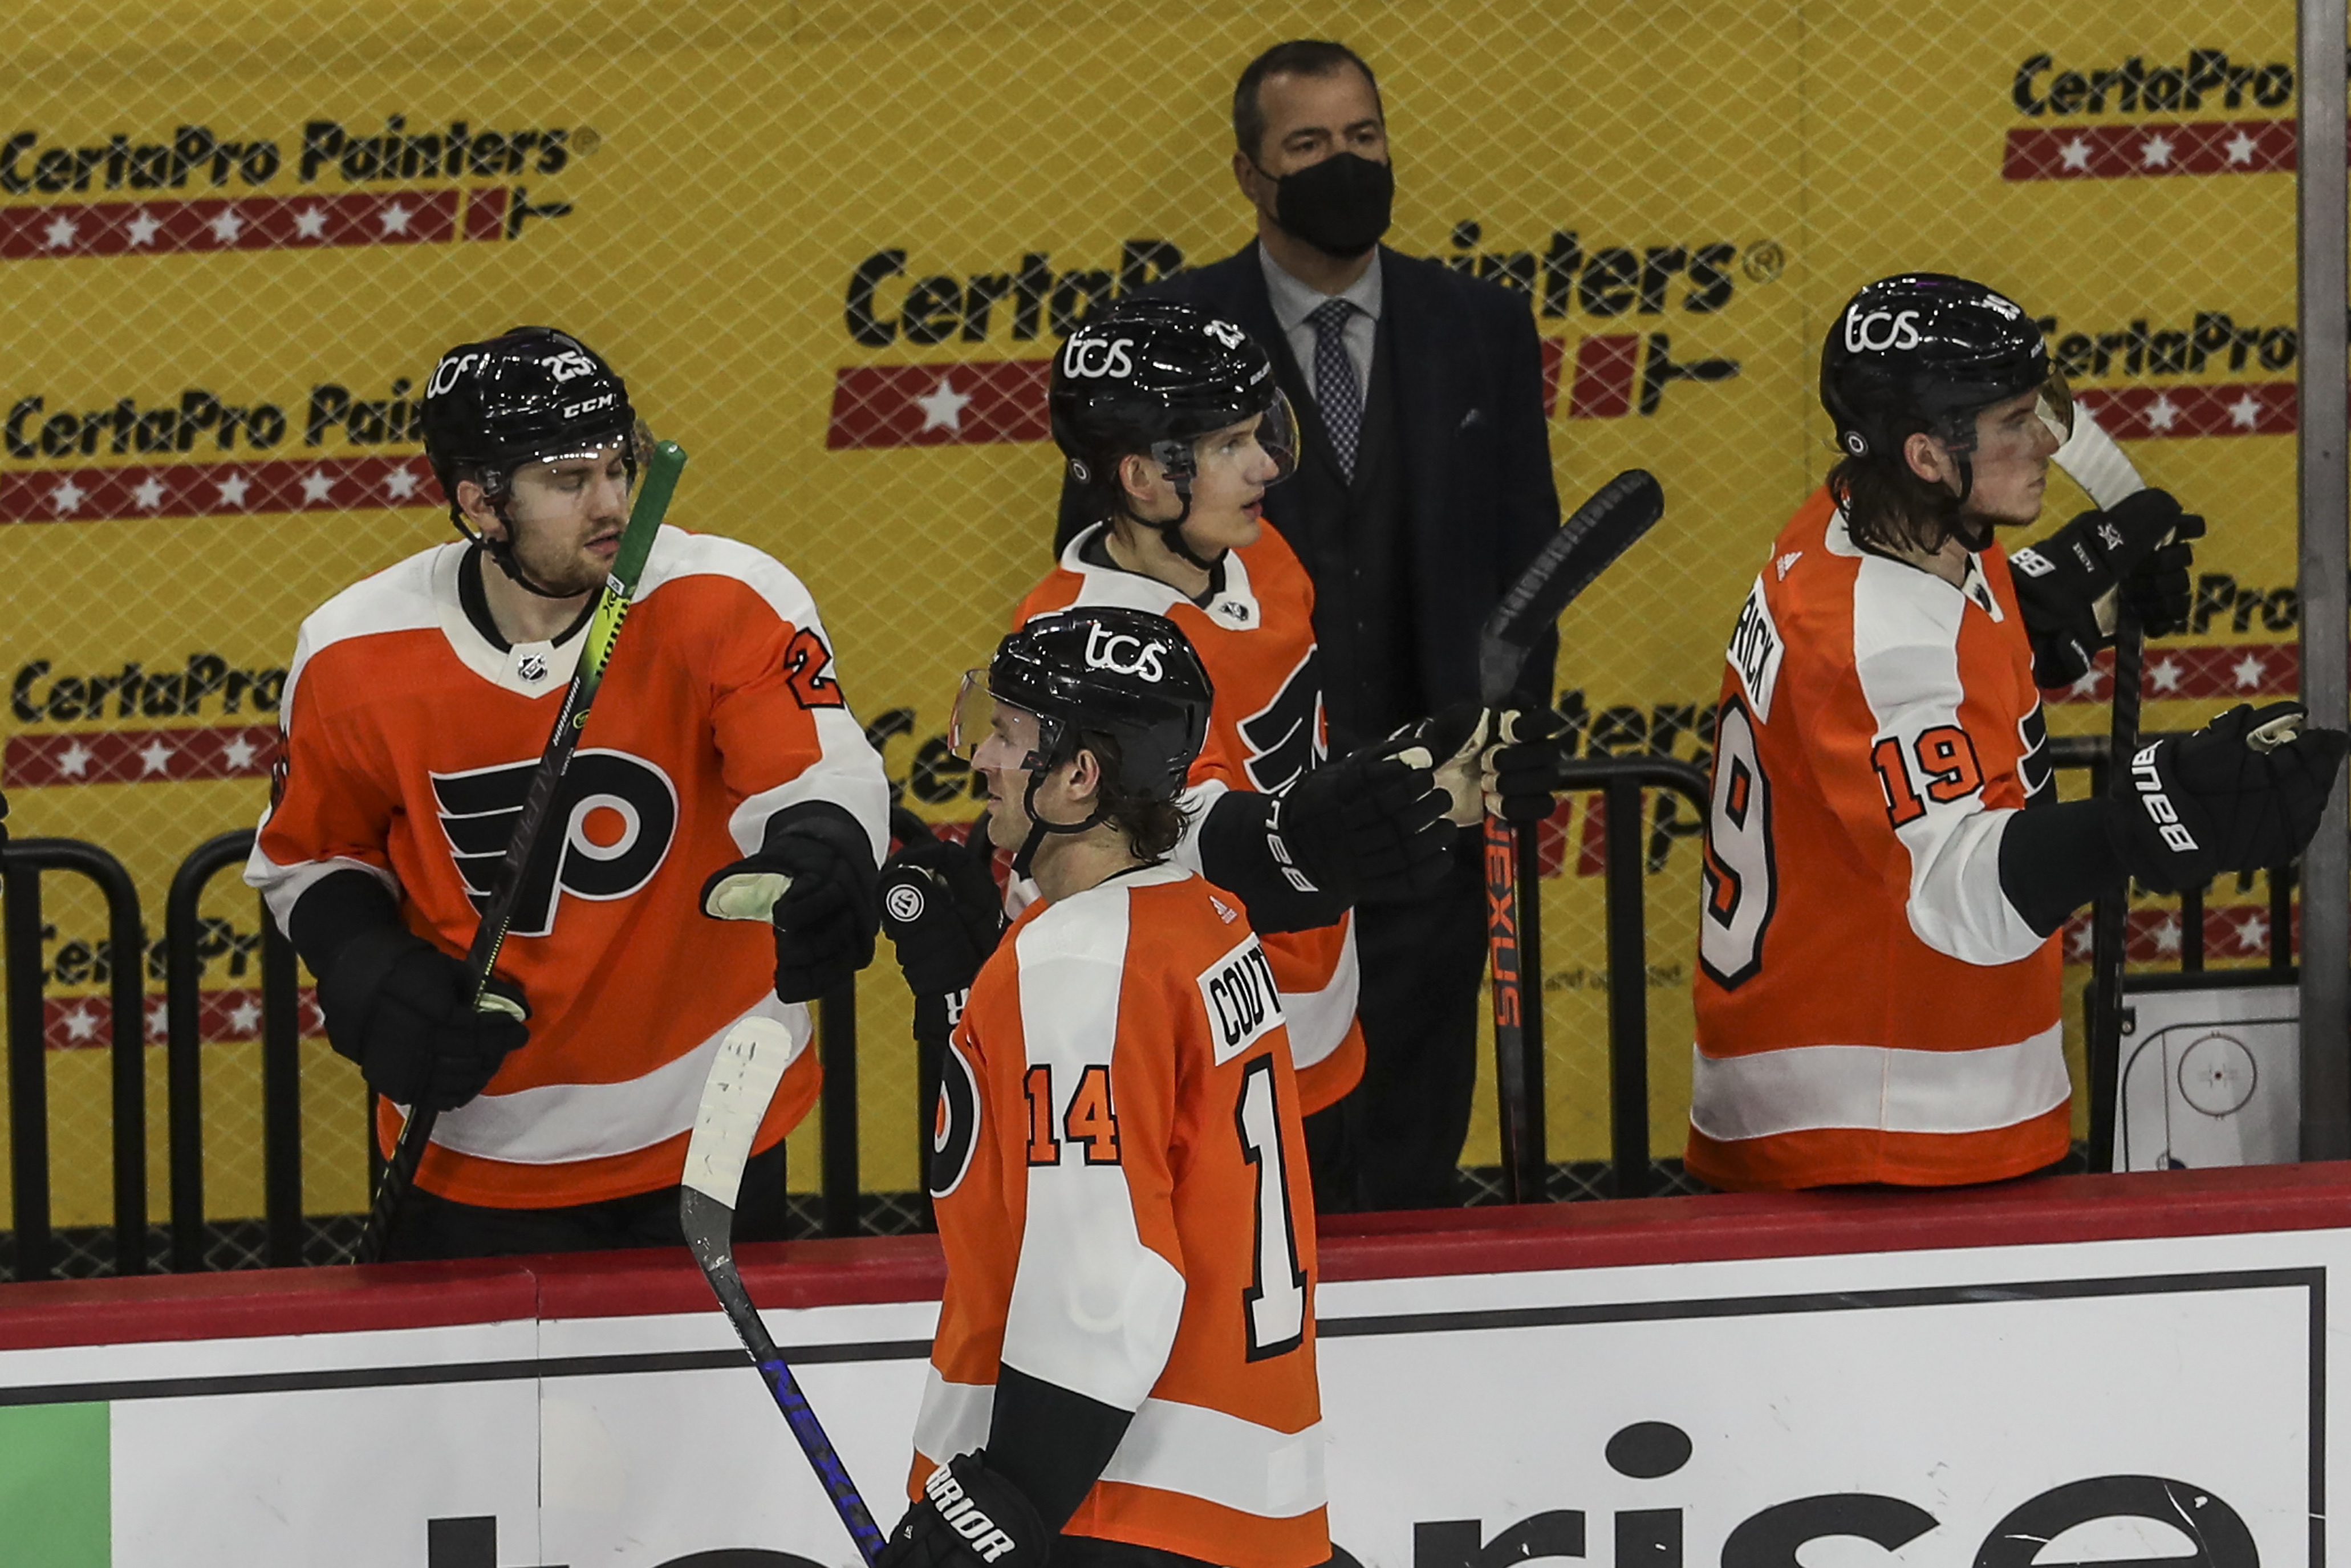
[1056,39,1562,1210]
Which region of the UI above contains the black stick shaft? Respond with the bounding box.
[2087,610,2143,1172]
[1486,815,1534,1201]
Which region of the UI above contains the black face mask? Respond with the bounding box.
[1266,152,1394,258]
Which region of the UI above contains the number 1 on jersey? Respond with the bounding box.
[1235,1057,1306,1360]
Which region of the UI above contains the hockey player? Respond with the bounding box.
[1690,274,2346,1191]
[882,607,1326,1568]
[883,300,1554,1159]
[247,326,890,1257]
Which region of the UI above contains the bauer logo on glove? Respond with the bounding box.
[2127,742,2198,854]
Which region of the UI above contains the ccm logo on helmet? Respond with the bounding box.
[2130,741,2199,853]
[562,392,618,419]
[1061,334,1135,379]
[1083,625,1166,680]
[1844,307,1924,353]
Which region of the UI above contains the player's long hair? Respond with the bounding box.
[1078,730,1187,862]
[1829,431,1967,559]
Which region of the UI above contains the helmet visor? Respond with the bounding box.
[2035,366,2075,446]
[950,670,1047,774]
[489,435,638,500]
[1188,394,1299,490]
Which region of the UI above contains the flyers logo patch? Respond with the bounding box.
[1198,935,1284,1065]
[1239,647,1324,794]
[431,749,677,937]
[929,1039,980,1198]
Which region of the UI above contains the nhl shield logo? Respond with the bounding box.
[517,652,550,683]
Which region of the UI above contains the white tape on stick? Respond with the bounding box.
[681,1015,794,1205]
[2050,402,2145,509]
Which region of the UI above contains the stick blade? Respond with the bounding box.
[682,1014,796,1210]
[1479,469,1664,706]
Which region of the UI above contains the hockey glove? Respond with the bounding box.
[1280,734,1456,904]
[316,928,530,1111]
[701,803,880,1004]
[2009,490,2195,688]
[880,819,1005,998]
[2119,510,2206,637]
[1396,703,1490,827]
[1483,707,1573,824]
[877,1452,1049,1568]
[2106,701,2349,893]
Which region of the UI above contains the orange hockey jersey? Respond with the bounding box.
[1688,487,2070,1191]
[1014,523,1363,1114]
[912,863,1326,1568]
[247,529,889,1208]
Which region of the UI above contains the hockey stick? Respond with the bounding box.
[681,1016,887,1565]
[356,440,690,1264]
[1477,469,1666,1202]
[2050,409,2147,1176]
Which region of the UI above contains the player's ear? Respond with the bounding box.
[1118,452,1161,507]
[1065,746,1106,806]
[1902,432,1950,489]
[454,478,507,541]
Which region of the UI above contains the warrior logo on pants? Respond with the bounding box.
[431,748,679,936]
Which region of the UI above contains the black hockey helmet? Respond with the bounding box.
[953,606,1214,872]
[1050,298,1297,565]
[1820,274,2069,502]
[421,326,639,594]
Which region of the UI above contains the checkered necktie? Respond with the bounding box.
[1308,298,1362,480]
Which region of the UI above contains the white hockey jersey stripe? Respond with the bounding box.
[1688,1022,2069,1142]
[244,847,399,934]
[1280,913,1357,1071]
[411,991,807,1164]
[725,705,893,864]
[1002,870,1189,1412]
[912,1371,1327,1520]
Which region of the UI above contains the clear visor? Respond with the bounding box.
[950,671,1047,774]
[2033,367,2075,446]
[487,433,637,498]
[1180,393,1300,489]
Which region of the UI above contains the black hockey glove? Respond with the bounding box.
[2120,509,2206,637]
[701,803,880,1004]
[316,928,530,1111]
[2105,701,2349,893]
[1484,707,1573,824]
[1280,734,1456,903]
[877,1452,1049,1568]
[2008,490,2196,688]
[880,816,1004,998]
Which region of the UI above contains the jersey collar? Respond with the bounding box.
[1061,522,1264,631]
[433,544,590,698]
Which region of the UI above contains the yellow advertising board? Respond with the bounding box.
[0,0,2308,1229]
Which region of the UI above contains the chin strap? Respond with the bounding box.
[449,496,580,601]
[1122,480,1224,575]
[449,446,639,602]
[1009,769,1110,880]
